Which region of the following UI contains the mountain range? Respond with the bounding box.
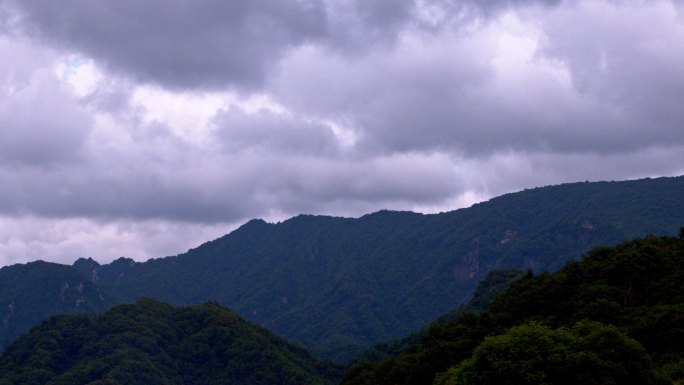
[3,220,682,384]
[2,176,684,361]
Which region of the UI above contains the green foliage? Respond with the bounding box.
[4,176,684,361]
[437,269,526,324]
[0,299,341,385]
[342,233,684,385]
[80,176,684,360]
[346,269,525,368]
[341,312,493,385]
[463,269,527,313]
[435,322,659,385]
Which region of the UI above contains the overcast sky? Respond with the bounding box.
[1,0,683,266]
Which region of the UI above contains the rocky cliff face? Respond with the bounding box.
[0,261,114,351]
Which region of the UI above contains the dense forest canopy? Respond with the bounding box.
[0,299,341,385]
[1,224,682,383]
[2,176,684,362]
[342,232,684,385]
[69,176,684,360]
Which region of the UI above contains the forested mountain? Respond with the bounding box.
[0,299,341,385]
[2,176,684,360]
[346,268,526,366]
[0,261,113,350]
[74,176,684,359]
[341,232,684,385]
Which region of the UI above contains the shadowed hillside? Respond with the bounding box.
[0,299,341,385]
[341,232,684,385]
[0,261,113,350]
[3,176,684,360]
[74,176,684,360]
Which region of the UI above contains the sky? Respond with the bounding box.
[1,0,683,266]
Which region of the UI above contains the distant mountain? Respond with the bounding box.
[3,176,684,360]
[78,176,684,360]
[0,299,341,385]
[341,232,684,385]
[0,261,113,350]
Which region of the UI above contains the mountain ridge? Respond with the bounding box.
[3,175,684,360]
[0,261,114,350]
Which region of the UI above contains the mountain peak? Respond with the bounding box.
[240,218,270,229]
[72,257,100,269]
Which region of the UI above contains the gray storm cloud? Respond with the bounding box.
[0,0,683,265]
[2,0,568,90]
[0,72,92,166]
[212,108,341,155]
[3,0,327,90]
[274,1,684,156]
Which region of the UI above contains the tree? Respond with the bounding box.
[434,321,662,385]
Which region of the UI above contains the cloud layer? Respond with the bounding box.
[1,0,683,265]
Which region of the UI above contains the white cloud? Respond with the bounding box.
[55,55,103,97]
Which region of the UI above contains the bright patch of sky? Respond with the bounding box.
[55,55,102,97]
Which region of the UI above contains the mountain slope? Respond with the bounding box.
[0,298,341,385]
[0,261,113,350]
[341,232,684,385]
[76,176,684,359]
[3,176,684,360]
[346,268,527,366]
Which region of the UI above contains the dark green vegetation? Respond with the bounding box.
[342,233,684,385]
[0,299,341,385]
[0,261,113,349]
[348,268,526,366]
[3,176,684,361]
[436,269,526,324]
[433,322,658,385]
[74,176,684,360]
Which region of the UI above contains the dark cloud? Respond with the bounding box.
[0,146,461,223]
[1,1,684,265]
[459,0,563,11]
[0,94,90,165]
[321,0,417,50]
[354,0,415,27]
[4,0,328,90]
[0,71,460,224]
[1,0,570,92]
[0,153,249,222]
[274,2,684,157]
[539,1,684,142]
[0,0,576,92]
[0,41,92,166]
[212,107,340,155]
